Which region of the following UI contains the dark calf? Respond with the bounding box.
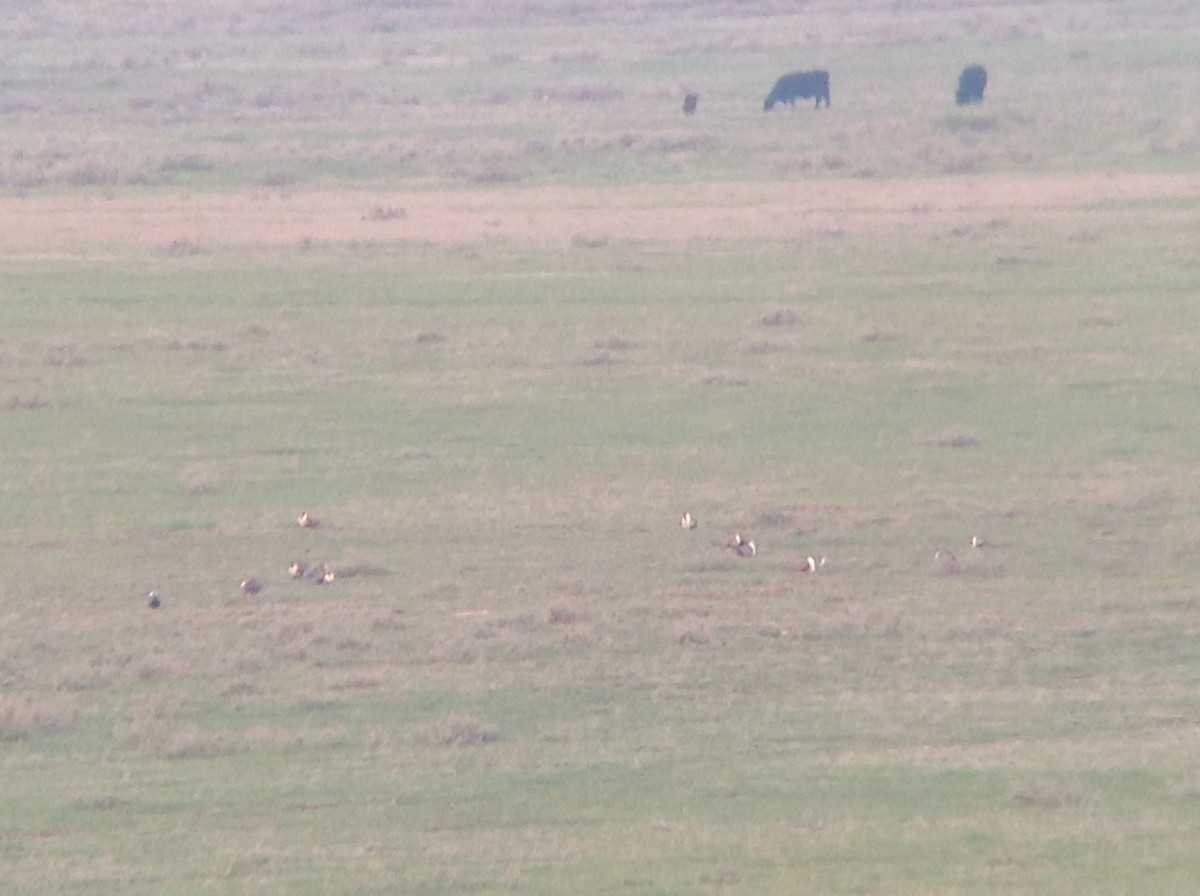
[956,64,987,105]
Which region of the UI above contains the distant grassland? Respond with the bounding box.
[4,1,1200,894]
[1,0,1199,190]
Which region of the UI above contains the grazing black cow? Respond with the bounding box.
[956,64,987,105]
[763,70,830,110]
[682,92,699,116]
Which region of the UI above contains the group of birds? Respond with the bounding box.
[684,511,983,574]
[146,511,334,609]
[145,508,984,610]
[682,511,826,571]
[932,536,990,573]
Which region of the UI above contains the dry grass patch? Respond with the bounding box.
[370,611,408,633]
[578,352,622,366]
[593,336,638,351]
[327,675,382,692]
[331,561,392,579]
[861,325,900,343]
[1010,775,1090,809]
[548,605,580,625]
[243,723,350,752]
[64,160,123,187]
[2,173,1198,260]
[2,393,49,411]
[363,204,408,221]
[754,510,797,529]
[935,114,1002,135]
[41,342,87,367]
[761,308,799,327]
[131,650,193,682]
[163,239,205,257]
[257,169,296,189]
[700,372,749,387]
[135,725,242,760]
[532,80,623,103]
[0,693,82,742]
[419,713,500,747]
[926,427,981,448]
[69,794,131,812]
[1169,778,1200,802]
[158,154,215,174]
[180,462,221,495]
[744,339,791,355]
[116,690,352,758]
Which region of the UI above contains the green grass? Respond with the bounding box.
[6,222,1200,891]
[4,1,1200,893]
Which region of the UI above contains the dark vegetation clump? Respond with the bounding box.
[422,715,500,747]
[761,308,799,327]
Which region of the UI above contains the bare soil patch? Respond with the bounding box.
[1,172,1198,259]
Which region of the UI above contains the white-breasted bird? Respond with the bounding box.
[298,511,319,529]
[681,512,697,530]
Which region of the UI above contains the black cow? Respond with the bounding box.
[763,70,830,111]
[682,92,699,116]
[955,64,987,105]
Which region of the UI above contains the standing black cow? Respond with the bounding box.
[763,70,830,110]
[955,64,987,105]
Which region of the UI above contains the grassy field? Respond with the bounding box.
[3,1,1200,893]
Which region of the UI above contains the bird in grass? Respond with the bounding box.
[933,548,959,574]
[240,578,262,596]
[147,591,162,609]
[288,560,308,579]
[728,533,756,558]
[970,535,986,549]
[801,556,827,573]
[310,563,335,585]
[297,511,320,529]
[680,512,697,530]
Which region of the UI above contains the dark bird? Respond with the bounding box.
[240,578,262,595]
[147,591,162,609]
[728,533,757,558]
[933,548,960,574]
[682,92,699,115]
